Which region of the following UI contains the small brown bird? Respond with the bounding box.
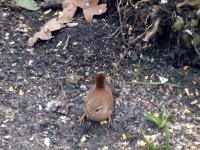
[80,73,113,125]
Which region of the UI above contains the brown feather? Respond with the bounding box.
[95,73,107,89]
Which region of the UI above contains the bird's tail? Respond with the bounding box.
[95,73,107,89]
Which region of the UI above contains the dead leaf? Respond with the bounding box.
[83,4,107,22]
[28,18,66,46]
[73,0,90,9]
[58,0,77,23]
[35,28,52,40]
[28,0,107,46]
[44,18,66,31]
[186,0,200,9]
[28,28,53,47]
[89,0,99,7]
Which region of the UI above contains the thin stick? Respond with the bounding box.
[113,48,129,68]
[63,35,71,50]
[131,80,180,87]
[117,0,129,46]
[193,46,200,61]
[128,22,154,44]
[143,17,161,42]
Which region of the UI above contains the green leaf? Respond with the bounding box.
[15,0,39,11]
[163,124,170,150]
[144,112,162,126]
[140,129,159,150]
[192,34,200,47]
[191,19,198,27]
[174,19,184,31]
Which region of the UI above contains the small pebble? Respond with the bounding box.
[191,99,198,105]
[80,85,86,90]
[80,135,87,144]
[4,135,11,139]
[44,137,50,147]
[72,42,78,45]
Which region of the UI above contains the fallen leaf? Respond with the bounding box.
[44,18,66,31]
[137,140,146,147]
[28,0,107,46]
[73,0,90,9]
[183,107,191,114]
[15,0,39,11]
[121,133,128,141]
[183,65,189,71]
[185,123,195,129]
[19,90,24,96]
[58,0,77,23]
[83,4,107,22]
[28,28,52,47]
[8,86,14,92]
[28,17,66,46]
[89,0,99,7]
[186,0,200,9]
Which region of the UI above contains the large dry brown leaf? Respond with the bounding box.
[28,0,76,46]
[28,18,66,46]
[28,0,107,46]
[89,0,99,7]
[58,0,77,23]
[83,4,107,22]
[186,0,200,9]
[73,0,90,9]
[45,18,66,31]
[28,28,53,47]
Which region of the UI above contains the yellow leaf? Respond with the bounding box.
[121,133,128,141]
[23,27,29,33]
[186,123,195,129]
[8,86,14,92]
[19,90,24,96]
[183,65,189,71]
[183,107,191,114]
[186,0,200,9]
[137,140,146,147]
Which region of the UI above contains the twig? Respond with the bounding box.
[176,2,187,8]
[143,17,161,42]
[107,27,120,39]
[63,35,71,50]
[128,22,154,44]
[135,58,141,81]
[117,0,129,46]
[193,46,200,61]
[131,80,180,87]
[113,48,130,68]
[129,0,150,9]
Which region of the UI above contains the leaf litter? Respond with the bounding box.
[28,0,107,47]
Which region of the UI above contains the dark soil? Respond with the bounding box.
[0,1,200,150]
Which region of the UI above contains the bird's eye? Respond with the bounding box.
[95,106,103,112]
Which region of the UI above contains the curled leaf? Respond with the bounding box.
[58,0,77,23]
[186,0,200,9]
[73,0,90,9]
[28,18,66,46]
[83,4,107,22]
[28,0,107,46]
